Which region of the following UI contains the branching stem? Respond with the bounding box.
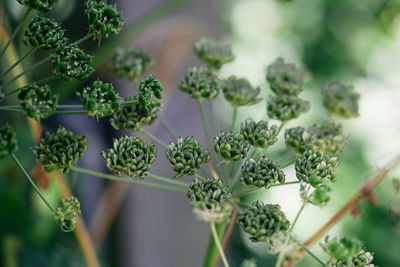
[140,128,169,150]
[210,222,230,267]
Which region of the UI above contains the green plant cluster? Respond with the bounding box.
[18,84,58,120]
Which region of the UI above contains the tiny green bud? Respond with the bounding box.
[241,118,279,148]
[284,126,309,154]
[53,196,81,232]
[300,183,332,207]
[223,76,262,107]
[17,0,56,12]
[322,81,360,118]
[32,127,87,172]
[166,137,210,179]
[309,120,347,156]
[0,124,18,158]
[101,135,156,179]
[187,177,232,222]
[24,16,66,50]
[321,236,365,265]
[76,80,121,119]
[267,94,310,121]
[241,156,285,189]
[214,131,250,161]
[193,38,235,70]
[178,67,222,100]
[18,84,58,120]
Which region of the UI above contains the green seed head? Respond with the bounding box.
[223,76,262,107]
[267,94,310,122]
[187,177,232,222]
[322,81,360,118]
[101,135,156,179]
[178,67,222,100]
[108,47,154,81]
[24,16,66,50]
[17,0,56,12]
[214,131,250,161]
[266,57,306,96]
[236,201,290,243]
[32,127,87,172]
[0,124,18,158]
[300,183,332,207]
[241,118,279,148]
[76,80,121,119]
[166,137,210,179]
[17,84,58,120]
[321,236,364,265]
[193,38,235,70]
[295,148,339,187]
[309,120,347,156]
[284,126,310,154]
[85,0,124,40]
[241,156,285,188]
[52,44,94,81]
[53,196,81,232]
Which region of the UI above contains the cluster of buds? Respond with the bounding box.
[322,81,360,118]
[267,94,310,122]
[0,124,18,158]
[222,76,262,107]
[214,131,250,161]
[76,80,121,119]
[240,118,279,148]
[32,127,87,172]
[53,196,81,232]
[300,183,332,207]
[85,0,124,40]
[187,177,232,222]
[108,47,154,81]
[102,136,156,179]
[24,16,66,50]
[166,137,210,178]
[110,75,163,131]
[241,156,285,188]
[178,67,222,100]
[17,0,56,12]
[193,38,235,70]
[52,44,94,81]
[17,84,58,120]
[236,201,290,242]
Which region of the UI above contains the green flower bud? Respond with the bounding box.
[241,156,285,188]
[300,183,332,207]
[101,135,156,179]
[32,127,87,172]
[241,118,279,148]
[214,131,250,161]
[0,124,18,158]
[236,201,290,242]
[108,47,154,81]
[53,196,81,232]
[322,81,360,118]
[178,67,221,100]
[193,38,235,70]
[187,177,232,222]
[267,94,310,121]
[76,80,121,119]
[266,58,306,96]
[321,236,364,265]
[222,76,262,107]
[166,137,210,179]
[309,120,347,156]
[24,16,66,50]
[349,249,375,267]
[284,127,309,154]
[110,75,163,131]
[17,84,58,120]
[17,0,56,12]
[295,149,339,187]
[51,44,94,81]
[85,0,124,40]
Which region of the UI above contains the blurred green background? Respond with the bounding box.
[1,0,400,266]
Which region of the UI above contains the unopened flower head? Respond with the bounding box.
[24,16,66,49]
[321,236,364,265]
[178,67,221,100]
[300,183,332,207]
[193,38,235,70]
[53,196,81,232]
[223,76,262,107]
[322,81,360,118]
[267,94,310,122]
[214,131,250,161]
[0,124,18,158]
[18,84,58,120]
[241,156,285,189]
[309,120,347,156]
[241,118,279,148]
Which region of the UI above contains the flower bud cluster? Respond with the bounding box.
[241,156,285,189]
[53,196,81,232]
[222,76,262,107]
[193,38,235,70]
[214,131,250,161]
[321,236,368,266]
[267,94,310,121]
[18,84,58,120]
[322,81,360,118]
[0,124,18,158]
[178,67,222,100]
[240,118,279,148]
[24,16,66,50]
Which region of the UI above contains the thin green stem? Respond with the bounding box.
[140,128,169,150]
[274,253,286,267]
[210,222,230,267]
[198,100,215,166]
[158,114,178,139]
[70,166,186,193]
[0,8,33,60]
[204,223,227,267]
[4,75,58,97]
[289,201,306,233]
[231,106,237,130]
[291,235,325,266]
[73,32,95,45]
[232,181,300,198]
[148,173,188,188]
[57,104,84,109]
[11,153,55,212]
[0,47,36,80]
[224,162,229,184]
[281,159,296,169]
[210,100,218,135]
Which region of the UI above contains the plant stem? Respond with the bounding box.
[73,32,95,45]
[158,114,178,139]
[0,47,36,80]
[147,173,188,188]
[0,8,33,60]
[210,222,230,267]
[231,107,237,131]
[70,166,185,193]
[4,75,58,97]
[275,253,286,267]
[291,236,325,266]
[198,100,216,166]
[11,153,55,212]
[57,104,84,109]
[213,210,237,267]
[203,223,227,267]
[232,181,300,198]
[289,201,306,233]
[54,110,87,115]
[140,128,169,150]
